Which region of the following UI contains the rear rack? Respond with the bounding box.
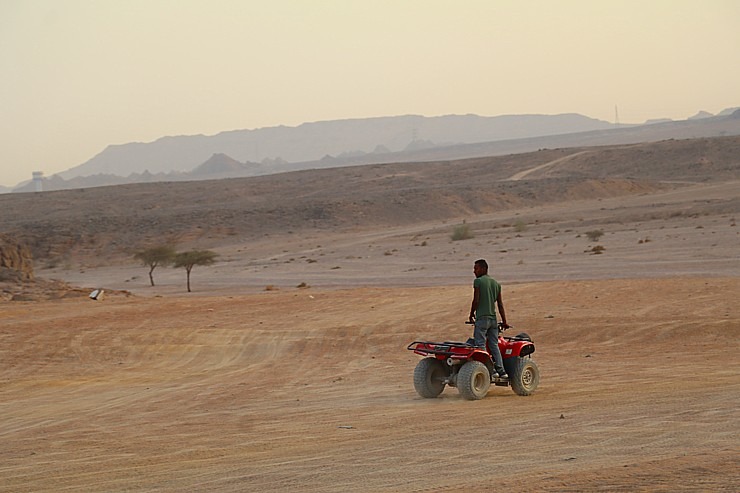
[407,341,475,357]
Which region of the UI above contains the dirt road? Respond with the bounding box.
[1,277,738,492]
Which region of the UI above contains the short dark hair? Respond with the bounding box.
[475,259,488,270]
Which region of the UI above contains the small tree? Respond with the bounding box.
[173,250,218,292]
[134,245,176,286]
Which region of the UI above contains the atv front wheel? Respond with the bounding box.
[457,361,491,400]
[509,357,540,396]
[413,357,448,398]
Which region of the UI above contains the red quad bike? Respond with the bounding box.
[407,322,539,400]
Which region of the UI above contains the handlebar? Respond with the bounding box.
[465,321,511,330]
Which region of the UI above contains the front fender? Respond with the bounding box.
[500,340,535,358]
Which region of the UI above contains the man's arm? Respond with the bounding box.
[496,291,508,327]
[469,287,480,322]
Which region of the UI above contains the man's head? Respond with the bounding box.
[473,259,488,277]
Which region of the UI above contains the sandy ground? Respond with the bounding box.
[2,180,739,492]
[45,181,740,296]
[1,277,738,492]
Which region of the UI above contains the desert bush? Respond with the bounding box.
[590,245,606,254]
[514,220,527,233]
[451,223,474,241]
[585,230,604,242]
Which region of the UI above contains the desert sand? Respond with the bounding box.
[1,139,739,492]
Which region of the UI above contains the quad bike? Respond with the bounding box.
[407,322,539,400]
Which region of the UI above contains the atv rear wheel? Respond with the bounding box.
[457,361,491,400]
[413,357,448,398]
[509,357,539,396]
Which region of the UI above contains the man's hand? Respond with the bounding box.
[468,314,475,324]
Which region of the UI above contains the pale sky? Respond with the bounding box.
[1,0,738,187]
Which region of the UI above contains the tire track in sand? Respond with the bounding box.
[505,150,590,181]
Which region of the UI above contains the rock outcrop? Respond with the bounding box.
[0,234,34,281]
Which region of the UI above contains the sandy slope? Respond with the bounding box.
[1,276,738,492]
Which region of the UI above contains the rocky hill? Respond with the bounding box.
[56,113,615,180]
[2,135,738,266]
[11,110,740,193]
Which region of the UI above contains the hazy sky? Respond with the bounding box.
[1,0,738,187]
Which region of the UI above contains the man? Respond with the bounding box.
[468,259,509,378]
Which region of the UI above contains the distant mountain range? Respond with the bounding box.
[9,109,740,193]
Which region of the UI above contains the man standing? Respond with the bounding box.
[469,259,509,378]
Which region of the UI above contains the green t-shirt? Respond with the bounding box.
[473,274,501,320]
